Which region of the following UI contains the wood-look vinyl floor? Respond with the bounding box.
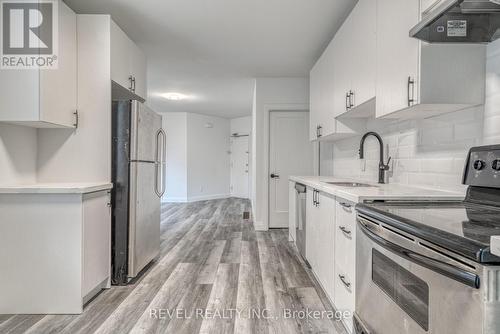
[0,198,348,334]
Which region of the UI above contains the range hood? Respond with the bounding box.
[410,0,500,43]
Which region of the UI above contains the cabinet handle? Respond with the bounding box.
[339,226,352,236]
[132,76,136,93]
[346,92,350,111]
[407,76,415,107]
[73,110,79,129]
[313,190,320,207]
[339,275,351,289]
[349,90,355,108]
[129,75,134,91]
[339,202,352,209]
[316,125,323,138]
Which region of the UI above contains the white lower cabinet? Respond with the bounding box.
[305,191,358,332]
[306,188,336,304]
[0,187,112,314]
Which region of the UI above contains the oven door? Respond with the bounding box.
[355,215,483,334]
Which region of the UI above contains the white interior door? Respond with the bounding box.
[230,136,249,198]
[269,111,313,228]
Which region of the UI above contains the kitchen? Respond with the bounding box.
[1,0,500,333]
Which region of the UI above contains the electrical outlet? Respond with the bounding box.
[200,186,204,193]
[360,159,366,172]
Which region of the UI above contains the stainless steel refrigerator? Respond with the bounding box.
[111,100,166,285]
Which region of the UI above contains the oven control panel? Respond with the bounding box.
[463,145,500,188]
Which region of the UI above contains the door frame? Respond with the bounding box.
[261,103,309,231]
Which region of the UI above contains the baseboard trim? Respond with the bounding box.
[162,197,188,203]
[187,193,230,202]
[253,220,268,231]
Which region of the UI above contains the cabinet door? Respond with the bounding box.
[309,64,321,140]
[349,0,376,109]
[111,21,132,91]
[0,69,39,122]
[316,192,335,302]
[318,42,336,137]
[130,40,147,99]
[376,0,420,118]
[82,191,111,297]
[39,0,77,128]
[332,25,352,119]
[288,181,297,242]
[305,188,317,268]
[309,42,335,140]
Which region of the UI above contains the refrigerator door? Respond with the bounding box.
[128,161,161,278]
[130,101,163,163]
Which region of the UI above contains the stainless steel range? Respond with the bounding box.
[354,145,500,334]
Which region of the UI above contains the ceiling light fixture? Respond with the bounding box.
[162,92,188,101]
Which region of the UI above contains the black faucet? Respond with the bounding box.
[359,132,391,184]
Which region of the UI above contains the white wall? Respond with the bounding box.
[320,39,500,192]
[161,112,232,202]
[162,112,188,202]
[186,113,231,201]
[0,125,37,184]
[252,77,309,230]
[230,116,252,135]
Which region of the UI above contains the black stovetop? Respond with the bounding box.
[357,145,500,264]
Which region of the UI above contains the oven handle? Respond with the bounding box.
[358,219,480,289]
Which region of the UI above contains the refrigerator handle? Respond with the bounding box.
[155,129,167,197]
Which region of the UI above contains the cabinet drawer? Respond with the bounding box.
[334,264,355,333]
[335,199,356,278]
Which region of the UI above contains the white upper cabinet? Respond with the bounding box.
[334,0,376,116]
[110,21,147,99]
[348,0,376,111]
[309,0,375,140]
[332,24,351,119]
[309,41,336,140]
[129,40,147,99]
[0,0,77,128]
[376,0,486,119]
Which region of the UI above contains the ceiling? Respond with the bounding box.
[65,0,356,118]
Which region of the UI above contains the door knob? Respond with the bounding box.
[270,173,280,179]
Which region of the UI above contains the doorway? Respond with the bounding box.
[230,135,249,199]
[269,111,313,228]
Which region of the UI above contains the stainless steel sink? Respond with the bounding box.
[323,181,376,188]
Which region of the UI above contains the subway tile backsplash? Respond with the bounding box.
[321,106,487,191]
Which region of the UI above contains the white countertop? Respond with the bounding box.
[289,176,465,203]
[0,183,113,194]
